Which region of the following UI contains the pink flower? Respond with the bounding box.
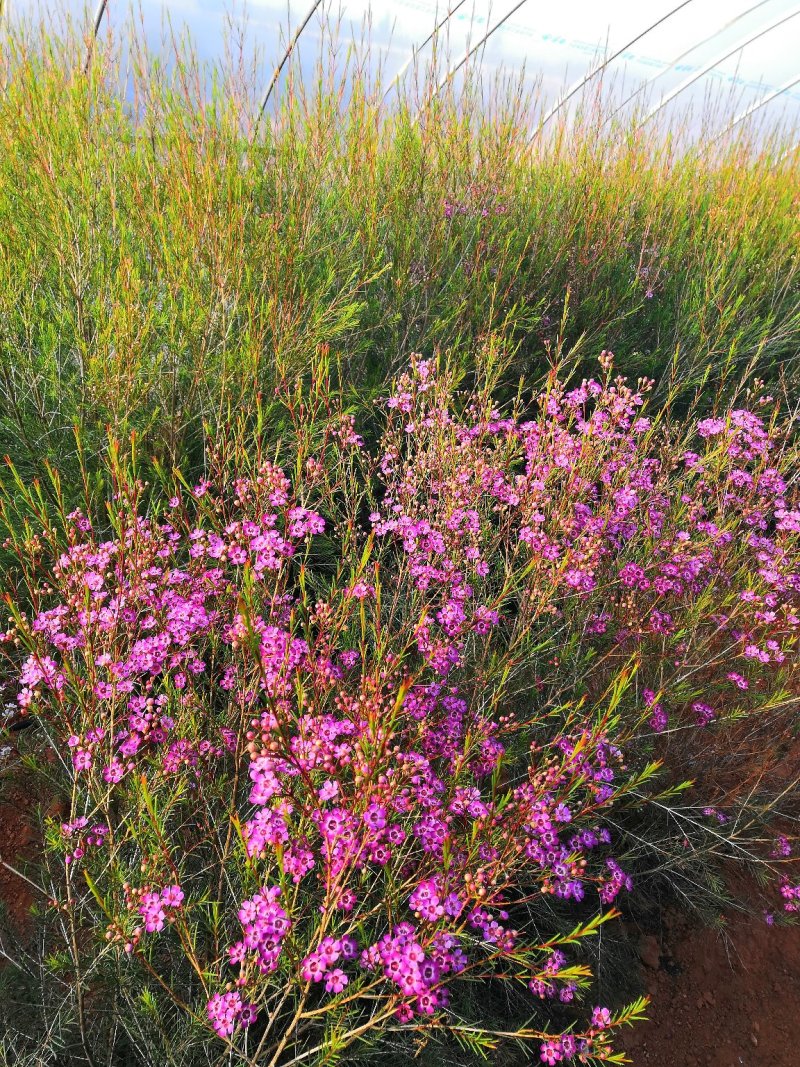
[318,780,339,802]
[697,417,726,438]
[301,952,326,983]
[324,968,348,994]
[161,884,185,908]
[591,1005,612,1029]
[72,749,93,772]
[540,1039,563,1064]
[348,580,375,599]
[692,702,716,726]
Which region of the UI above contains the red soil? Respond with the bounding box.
[620,910,800,1066]
[0,771,37,929]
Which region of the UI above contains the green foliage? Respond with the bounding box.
[0,13,799,495]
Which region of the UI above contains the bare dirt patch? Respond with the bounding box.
[620,909,800,1066]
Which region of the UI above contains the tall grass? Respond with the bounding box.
[0,10,798,484]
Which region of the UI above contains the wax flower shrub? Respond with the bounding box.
[373,355,800,904]
[0,417,650,1066]
[0,354,798,1065]
[378,359,800,713]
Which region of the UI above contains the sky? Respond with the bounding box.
[5,0,800,135]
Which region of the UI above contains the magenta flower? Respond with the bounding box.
[324,968,348,994]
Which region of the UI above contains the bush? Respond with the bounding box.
[1,12,800,490]
[1,355,798,1064]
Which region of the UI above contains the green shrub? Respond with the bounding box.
[1,12,799,491]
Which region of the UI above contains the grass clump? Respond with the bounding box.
[0,9,799,488]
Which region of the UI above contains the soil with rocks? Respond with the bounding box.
[0,766,37,931]
[619,909,800,1066]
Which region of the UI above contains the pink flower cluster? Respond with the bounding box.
[7,357,799,1061]
[779,881,800,912]
[229,886,291,974]
[138,884,185,933]
[207,991,258,1039]
[373,358,800,734]
[60,816,108,865]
